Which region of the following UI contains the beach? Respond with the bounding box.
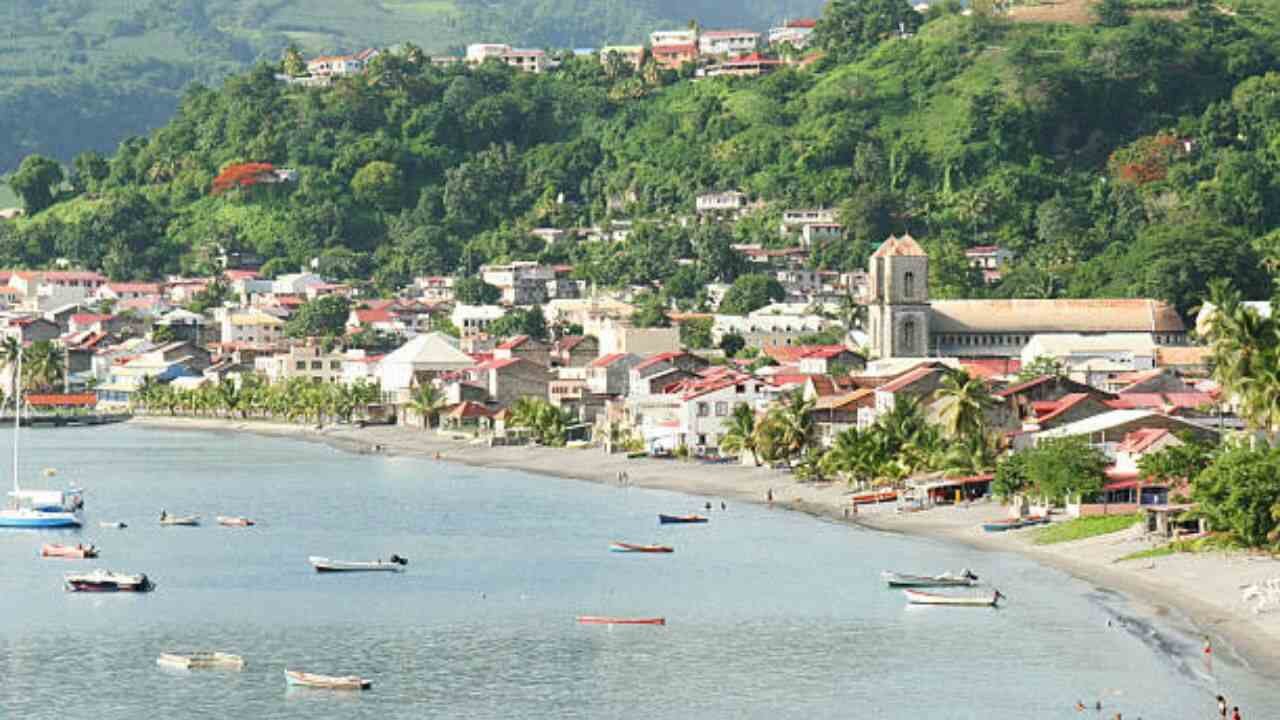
[129,415,1280,677]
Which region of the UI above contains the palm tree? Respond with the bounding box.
[823,427,882,487]
[718,403,759,465]
[22,340,64,393]
[773,392,815,463]
[409,384,446,428]
[938,432,998,478]
[0,336,20,402]
[933,369,997,441]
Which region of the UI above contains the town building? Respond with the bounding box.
[255,344,348,385]
[965,245,1016,283]
[767,18,817,48]
[378,332,475,401]
[649,29,698,47]
[415,276,455,303]
[480,261,555,305]
[698,30,761,57]
[599,46,646,69]
[306,49,379,77]
[696,191,747,214]
[220,308,286,346]
[702,53,782,78]
[465,44,549,73]
[651,43,699,69]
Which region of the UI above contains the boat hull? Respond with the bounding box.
[882,572,976,588]
[609,542,674,553]
[42,543,98,559]
[903,589,999,607]
[65,576,154,593]
[0,509,82,528]
[158,653,245,670]
[216,516,255,527]
[285,670,371,690]
[577,616,666,625]
[658,514,707,524]
[309,556,405,572]
[981,521,1024,532]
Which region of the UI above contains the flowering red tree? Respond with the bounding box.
[211,162,276,195]
[1107,133,1183,186]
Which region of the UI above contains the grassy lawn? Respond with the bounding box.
[1116,545,1176,562]
[1033,513,1142,545]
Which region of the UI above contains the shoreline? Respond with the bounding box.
[126,415,1280,677]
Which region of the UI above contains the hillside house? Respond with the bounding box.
[585,353,642,396]
[221,308,285,345]
[768,19,817,48]
[493,335,553,367]
[551,335,599,367]
[696,191,747,214]
[451,304,507,337]
[307,49,379,77]
[965,245,1015,283]
[702,52,781,78]
[698,30,761,57]
[599,46,645,69]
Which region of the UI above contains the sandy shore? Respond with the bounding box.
[128,415,1280,676]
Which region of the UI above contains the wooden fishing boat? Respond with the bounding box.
[157,652,245,670]
[576,616,666,625]
[64,569,154,593]
[881,569,978,588]
[216,516,255,527]
[1021,514,1049,526]
[159,513,200,526]
[981,519,1025,532]
[851,489,899,506]
[309,555,407,572]
[99,521,127,529]
[903,589,1003,607]
[658,514,707,524]
[284,669,371,690]
[41,542,98,559]
[609,542,674,553]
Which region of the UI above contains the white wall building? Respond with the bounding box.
[698,30,760,56]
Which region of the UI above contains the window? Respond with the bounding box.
[295,361,306,371]
[715,401,728,417]
[736,384,745,394]
[310,361,322,370]
[901,319,916,354]
[697,402,710,417]
[330,361,342,370]
[903,271,915,298]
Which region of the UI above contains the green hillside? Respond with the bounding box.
[3,2,1279,317]
[0,0,822,172]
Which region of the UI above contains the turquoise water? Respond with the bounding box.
[0,426,1273,718]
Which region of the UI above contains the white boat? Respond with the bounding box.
[882,569,979,588]
[309,555,407,573]
[284,669,371,690]
[159,512,200,526]
[0,352,82,529]
[99,521,127,529]
[216,515,255,527]
[157,652,245,670]
[64,569,154,593]
[903,589,1003,607]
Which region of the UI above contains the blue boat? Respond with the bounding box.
[0,508,82,528]
[658,514,708,525]
[981,519,1024,533]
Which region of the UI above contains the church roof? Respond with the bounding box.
[871,234,926,258]
[929,299,1185,334]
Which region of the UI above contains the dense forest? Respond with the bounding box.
[0,0,821,171]
[3,0,1280,316]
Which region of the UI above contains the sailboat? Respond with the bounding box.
[0,350,82,529]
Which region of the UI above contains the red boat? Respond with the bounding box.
[42,543,98,559]
[658,514,707,524]
[577,616,666,625]
[852,490,898,506]
[609,542,674,553]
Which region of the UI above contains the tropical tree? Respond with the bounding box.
[409,384,446,428]
[933,369,997,441]
[772,392,815,463]
[22,340,64,393]
[718,403,759,465]
[0,337,21,403]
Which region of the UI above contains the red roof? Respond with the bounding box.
[877,366,937,394]
[965,245,1002,255]
[766,373,813,388]
[474,358,520,371]
[224,269,260,281]
[589,353,629,368]
[26,393,96,408]
[1116,428,1171,455]
[105,282,161,294]
[653,44,697,55]
[445,401,493,419]
[633,351,687,372]
[723,52,782,67]
[762,344,848,364]
[496,335,529,350]
[1106,394,1164,410]
[993,375,1054,399]
[786,18,817,28]
[15,270,105,283]
[1035,393,1093,425]
[354,309,393,324]
[958,358,1020,380]
[70,313,112,326]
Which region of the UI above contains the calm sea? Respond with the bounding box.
[0,426,1273,718]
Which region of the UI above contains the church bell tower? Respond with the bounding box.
[867,234,930,359]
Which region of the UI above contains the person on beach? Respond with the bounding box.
[1217,695,1228,718]
[159,509,166,521]
[720,501,725,511]
[767,488,773,504]
[1231,707,1241,720]
[704,501,712,512]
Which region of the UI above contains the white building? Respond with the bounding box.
[451,304,507,337]
[767,19,817,48]
[220,308,286,345]
[272,272,326,296]
[650,30,698,47]
[377,332,475,400]
[698,30,760,57]
[1020,333,1159,387]
[696,191,747,214]
[480,261,555,305]
[255,345,348,385]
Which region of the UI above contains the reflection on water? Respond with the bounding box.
[0,426,1271,718]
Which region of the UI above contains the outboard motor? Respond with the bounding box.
[963,568,978,581]
[390,554,408,566]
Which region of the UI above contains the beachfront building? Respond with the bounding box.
[254,344,347,385]
[94,341,213,408]
[378,332,475,402]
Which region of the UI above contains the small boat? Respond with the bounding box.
[41,543,98,559]
[159,513,200,526]
[1021,514,1050,526]
[216,516,255,527]
[576,616,666,625]
[99,521,127,529]
[851,489,899,506]
[981,519,1025,532]
[309,554,407,572]
[284,669,371,690]
[609,542,674,553]
[881,569,978,588]
[157,652,245,670]
[903,589,1003,607]
[658,514,707,524]
[64,569,154,593]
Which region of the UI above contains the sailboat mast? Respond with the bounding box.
[12,346,19,494]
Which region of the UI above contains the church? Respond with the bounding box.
[865,235,1189,361]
